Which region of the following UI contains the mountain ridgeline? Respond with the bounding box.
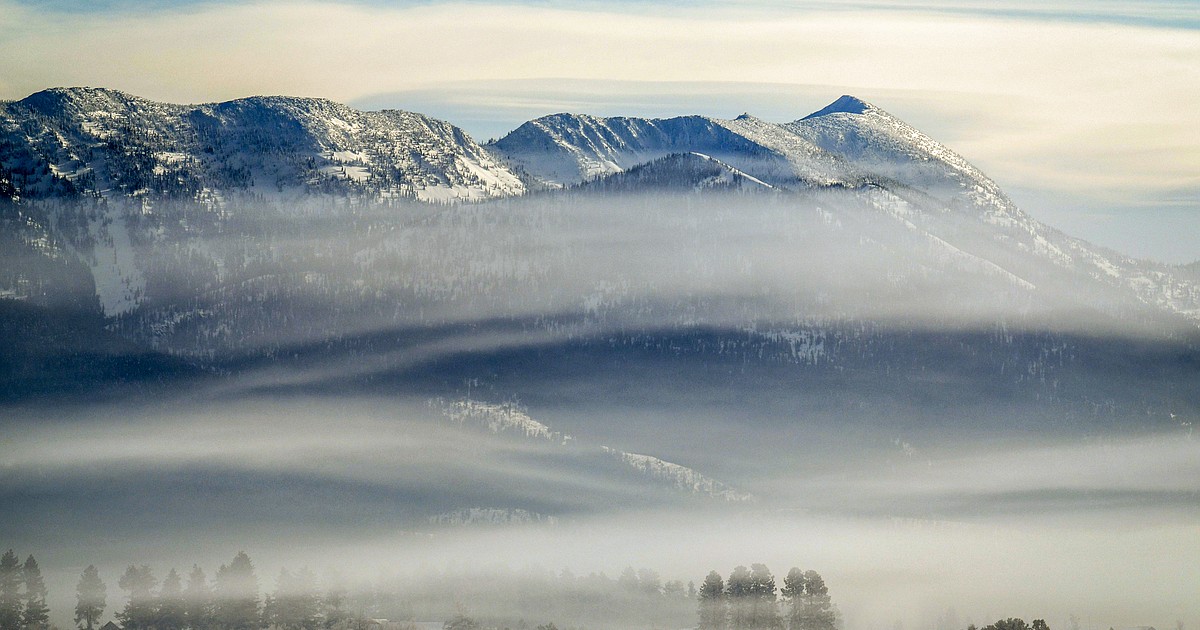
[0,87,1197,437]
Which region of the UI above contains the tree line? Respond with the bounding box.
[0,549,1053,630]
[0,550,49,630]
[697,564,837,630]
[10,550,365,630]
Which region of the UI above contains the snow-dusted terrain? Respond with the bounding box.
[2,88,1198,630]
[437,399,752,502]
[0,87,524,207]
[1,88,1196,441]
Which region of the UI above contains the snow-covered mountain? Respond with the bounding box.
[488,112,850,188]
[0,87,527,315]
[489,96,1198,327]
[0,87,525,205]
[3,89,1198,547]
[785,96,1200,324]
[0,88,1197,410]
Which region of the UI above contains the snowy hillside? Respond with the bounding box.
[787,96,1200,324]
[0,88,529,314]
[436,399,752,502]
[573,152,776,193]
[429,507,559,527]
[1,88,1197,405]
[0,87,525,205]
[488,112,849,188]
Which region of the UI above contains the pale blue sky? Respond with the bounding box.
[2,0,1198,262]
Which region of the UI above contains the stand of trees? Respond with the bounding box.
[698,565,838,630]
[1,550,50,630]
[1,550,366,630]
[971,619,1051,630]
[0,549,1056,630]
[104,552,363,630]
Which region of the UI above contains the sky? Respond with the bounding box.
[0,0,1198,262]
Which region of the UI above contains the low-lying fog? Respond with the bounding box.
[2,396,1196,630]
[3,190,1198,630]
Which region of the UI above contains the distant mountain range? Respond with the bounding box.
[2,87,1195,326]
[1,86,1198,532]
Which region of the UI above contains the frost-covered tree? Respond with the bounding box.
[21,556,50,630]
[0,551,21,630]
[75,565,107,630]
[698,571,727,630]
[117,565,158,630]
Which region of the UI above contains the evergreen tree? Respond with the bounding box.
[617,567,639,593]
[117,565,158,630]
[747,564,779,630]
[0,551,23,630]
[780,568,804,630]
[321,571,349,629]
[158,569,187,630]
[75,566,107,630]
[21,556,50,630]
[790,571,835,630]
[269,568,319,630]
[443,611,479,630]
[636,569,662,597]
[697,571,727,630]
[981,619,1033,630]
[183,566,213,630]
[213,552,259,630]
[726,566,752,630]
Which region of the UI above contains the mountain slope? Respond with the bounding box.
[0,88,1196,369]
[439,399,752,502]
[0,87,525,204]
[574,152,776,194]
[786,96,1200,324]
[488,112,848,188]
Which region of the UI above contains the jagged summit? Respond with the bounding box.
[802,95,874,119]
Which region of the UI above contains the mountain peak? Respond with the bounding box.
[18,86,144,114]
[802,95,874,120]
